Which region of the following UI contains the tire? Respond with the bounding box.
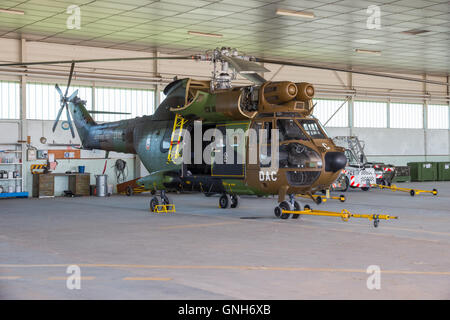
[339,195,346,202]
[292,201,301,219]
[361,187,369,191]
[343,177,349,192]
[278,201,292,219]
[432,189,438,196]
[150,197,159,212]
[274,206,281,218]
[230,194,240,208]
[315,196,322,205]
[219,194,231,209]
[410,190,415,197]
[126,186,133,196]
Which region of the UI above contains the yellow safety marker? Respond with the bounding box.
[372,184,438,197]
[153,204,176,213]
[282,208,398,228]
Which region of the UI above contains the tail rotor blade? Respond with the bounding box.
[68,89,79,102]
[65,107,75,138]
[65,62,75,97]
[55,84,63,98]
[52,107,64,132]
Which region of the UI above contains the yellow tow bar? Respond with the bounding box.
[297,194,346,204]
[371,184,438,197]
[281,208,398,228]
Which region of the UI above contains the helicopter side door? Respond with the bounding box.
[211,122,249,178]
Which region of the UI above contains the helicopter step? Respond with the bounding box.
[371,184,438,197]
[280,207,398,228]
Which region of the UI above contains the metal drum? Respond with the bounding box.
[95,174,107,197]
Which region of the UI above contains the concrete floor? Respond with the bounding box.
[0,181,449,299]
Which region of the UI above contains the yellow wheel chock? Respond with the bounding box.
[153,204,176,213]
[371,184,438,197]
[281,208,398,228]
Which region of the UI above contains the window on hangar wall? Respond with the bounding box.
[312,98,348,127]
[354,101,387,128]
[26,83,92,120]
[94,87,155,122]
[427,104,449,129]
[0,81,20,119]
[390,103,423,129]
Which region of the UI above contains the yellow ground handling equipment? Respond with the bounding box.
[371,184,438,197]
[297,193,346,204]
[153,204,176,213]
[281,205,398,228]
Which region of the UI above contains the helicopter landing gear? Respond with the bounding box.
[219,193,240,209]
[219,193,231,209]
[150,190,171,212]
[274,194,301,219]
[230,194,240,208]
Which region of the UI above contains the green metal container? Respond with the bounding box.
[393,166,411,182]
[436,162,450,181]
[407,162,437,181]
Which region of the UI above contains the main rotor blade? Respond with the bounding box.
[87,110,131,115]
[55,84,63,98]
[52,106,64,132]
[255,58,450,87]
[65,107,75,138]
[65,62,75,97]
[0,56,193,67]
[222,56,269,74]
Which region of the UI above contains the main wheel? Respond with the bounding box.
[343,177,349,192]
[292,201,301,219]
[126,186,134,196]
[230,194,240,208]
[219,194,231,209]
[278,201,292,219]
[150,196,159,212]
[315,196,322,205]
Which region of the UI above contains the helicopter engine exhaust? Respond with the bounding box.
[296,82,315,100]
[263,81,298,104]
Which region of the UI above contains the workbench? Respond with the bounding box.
[32,173,90,198]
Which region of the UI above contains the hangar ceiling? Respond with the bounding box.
[0,0,449,76]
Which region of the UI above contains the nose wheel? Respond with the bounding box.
[274,194,302,219]
[219,193,240,209]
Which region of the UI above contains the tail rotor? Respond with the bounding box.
[53,62,78,138]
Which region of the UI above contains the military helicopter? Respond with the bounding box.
[1,47,441,220]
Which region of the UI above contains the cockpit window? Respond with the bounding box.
[277,119,308,141]
[299,120,326,139]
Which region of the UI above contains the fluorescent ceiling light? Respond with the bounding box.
[353,39,382,45]
[187,31,222,38]
[355,49,381,55]
[0,8,25,15]
[276,9,315,19]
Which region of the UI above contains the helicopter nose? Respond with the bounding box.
[325,152,347,172]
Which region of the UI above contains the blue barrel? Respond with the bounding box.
[78,166,85,173]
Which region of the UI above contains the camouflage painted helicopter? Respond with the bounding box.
[2,47,437,219]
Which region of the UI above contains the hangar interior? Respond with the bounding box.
[0,0,449,300]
